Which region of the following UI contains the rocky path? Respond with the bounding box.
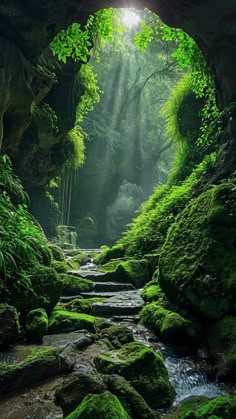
[64,263,144,322]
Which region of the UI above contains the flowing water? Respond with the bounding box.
[133,324,226,404]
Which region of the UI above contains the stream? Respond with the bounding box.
[132,324,226,405]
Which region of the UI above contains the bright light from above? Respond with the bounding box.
[121,10,141,28]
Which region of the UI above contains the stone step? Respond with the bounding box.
[94,282,135,292]
[111,315,140,323]
[80,291,119,299]
[91,290,144,317]
[67,270,112,282]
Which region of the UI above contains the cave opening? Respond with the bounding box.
[47,8,184,249]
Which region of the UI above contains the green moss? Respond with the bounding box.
[207,316,236,380]
[159,180,236,320]
[66,259,80,270]
[52,260,69,273]
[99,154,215,260]
[140,303,200,345]
[60,274,94,296]
[106,375,159,419]
[11,264,63,313]
[48,308,103,334]
[100,259,126,272]
[0,345,61,396]
[72,252,89,266]
[64,297,105,314]
[66,391,131,419]
[141,282,166,304]
[170,396,236,419]
[100,325,134,348]
[26,308,48,342]
[95,244,126,265]
[95,342,175,409]
[48,243,66,262]
[114,259,150,288]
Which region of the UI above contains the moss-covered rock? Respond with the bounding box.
[0,346,63,398]
[52,260,69,273]
[169,395,236,419]
[60,274,94,296]
[101,259,150,288]
[140,303,201,345]
[55,371,107,415]
[95,244,126,265]
[26,308,48,342]
[159,181,236,320]
[66,391,131,419]
[10,264,63,313]
[64,297,105,314]
[48,308,102,334]
[100,325,134,348]
[72,252,89,266]
[95,342,175,409]
[106,374,160,419]
[49,243,66,262]
[141,281,167,304]
[207,316,236,380]
[0,304,19,347]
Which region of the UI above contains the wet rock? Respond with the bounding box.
[100,325,134,348]
[65,391,131,419]
[95,341,176,409]
[91,290,144,317]
[106,374,160,419]
[0,304,19,347]
[26,308,48,342]
[63,297,106,314]
[0,346,64,398]
[55,371,107,415]
[94,282,135,292]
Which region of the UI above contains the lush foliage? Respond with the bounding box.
[0,156,50,282]
[116,153,216,257]
[50,9,114,64]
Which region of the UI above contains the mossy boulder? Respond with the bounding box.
[49,243,66,262]
[207,316,236,380]
[106,374,160,419]
[26,308,48,342]
[55,371,107,415]
[140,303,201,345]
[72,252,89,266]
[10,265,63,313]
[95,244,126,265]
[159,182,236,320]
[141,281,166,304]
[0,346,63,397]
[60,274,94,296]
[64,297,105,314]
[102,259,150,288]
[66,391,131,419]
[100,325,134,348]
[169,395,236,419]
[48,308,102,334]
[0,304,19,347]
[52,260,69,273]
[95,342,175,409]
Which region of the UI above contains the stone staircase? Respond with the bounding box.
[62,265,144,322]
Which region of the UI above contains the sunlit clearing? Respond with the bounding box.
[121,10,141,28]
